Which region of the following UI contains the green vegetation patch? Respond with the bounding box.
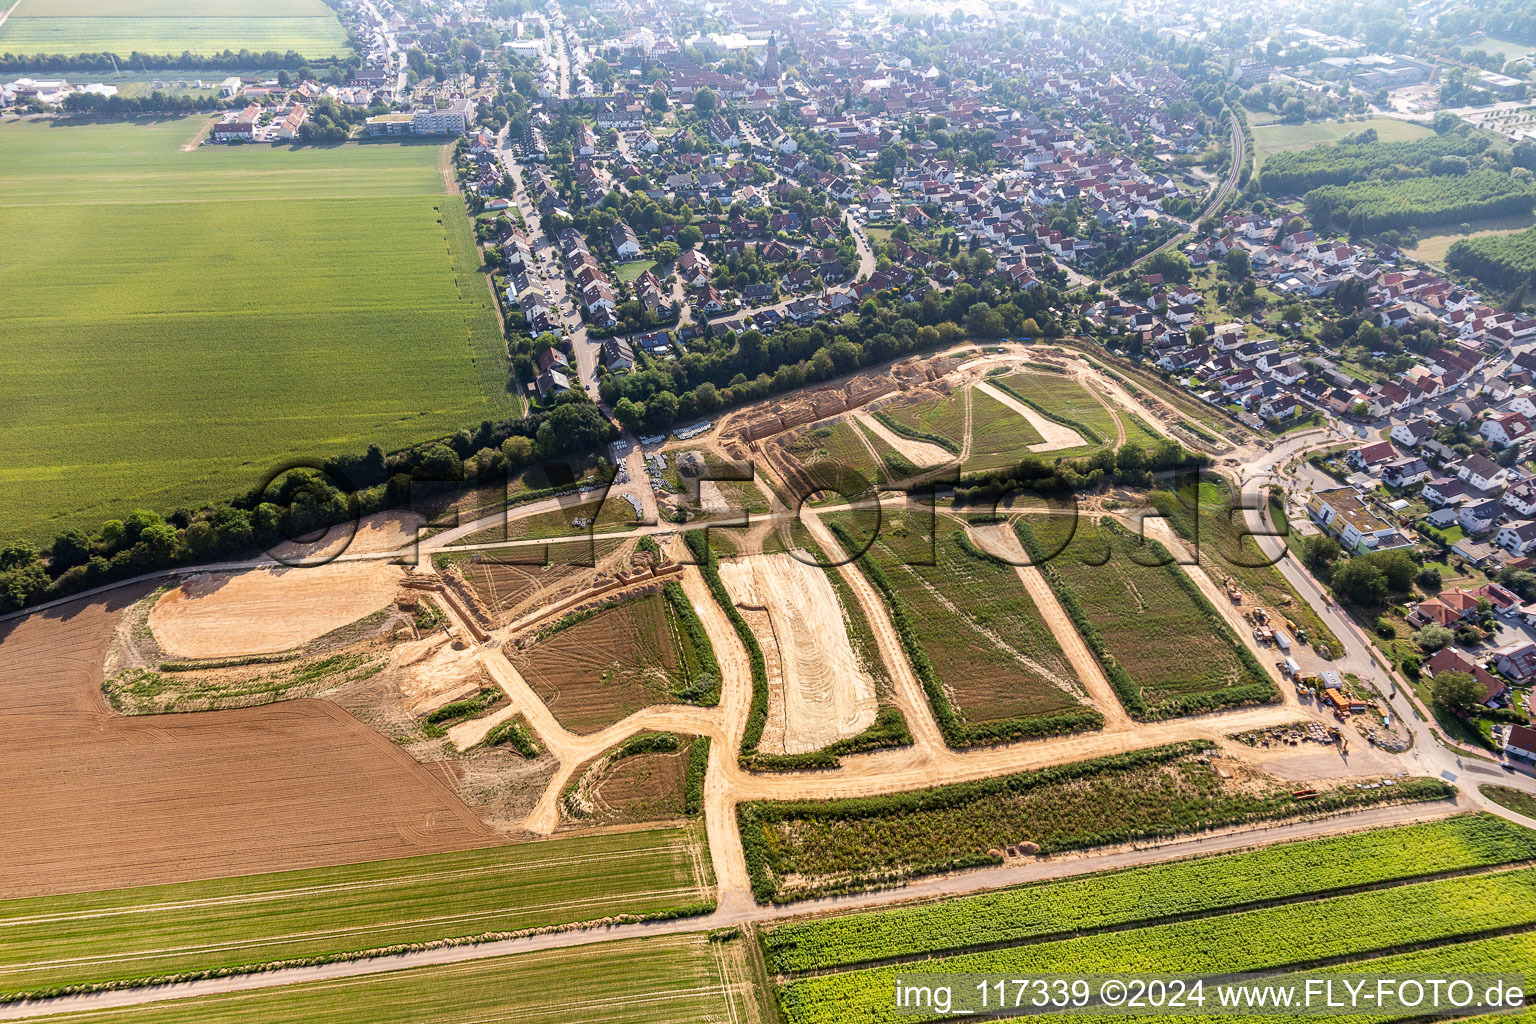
[994,372,1114,448]
[738,740,1449,902]
[1448,224,1536,291]
[0,0,349,58]
[1017,515,1277,719]
[1480,784,1536,820]
[1258,129,1473,192]
[762,813,1536,972]
[1305,169,1534,235]
[0,828,711,1000]
[778,871,1536,1024]
[964,388,1047,471]
[0,118,510,544]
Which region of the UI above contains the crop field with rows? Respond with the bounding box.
[22,931,761,1024]
[0,827,710,1000]
[0,117,510,544]
[0,0,349,57]
[736,740,1450,902]
[994,371,1116,448]
[1018,515,1276,718]
[827,508,1088,741]
[513,585,719,733]
[779,878,1536,1024]
[963,388,1048,471]
[761,813,1536,972]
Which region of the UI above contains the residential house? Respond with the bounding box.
[1381,457,1429,488]
[1347,441,1398,471]
[1458,498,1505,537]
[602,336,635,372]
[1482,411,1534,449]
[1422,648,1509,707]
[1390,419,1434,449]
[1495,641,1536,684]
[1497,520,1536,557]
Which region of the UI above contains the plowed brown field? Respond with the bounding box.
[0,592,503,899]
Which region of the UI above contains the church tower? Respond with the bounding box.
[761,33,781,81]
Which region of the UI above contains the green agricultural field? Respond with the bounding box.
[0,0,349,58]
[783,421,887,499]
[0,827,711,999]
[778,872,1536,1024]
[1018,515,1276,718]
[875,391,966,453]
[963,388,1046,471]
[993,371,1116,448]
[0,117,511,544]
[827,508,1095,747]
[23,931,759,1024]
[762,813,1536,972]
[737,739,1451,903]
[1252,117,1434,171]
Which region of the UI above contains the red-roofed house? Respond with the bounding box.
[1348,441,1399,470]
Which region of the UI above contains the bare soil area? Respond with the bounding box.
[507,588,681,735]
[149,562,406,659]
[0,593,502,899]
[267,510,426,563]
[719,553,877,754]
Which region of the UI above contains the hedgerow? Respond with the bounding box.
[483,717,540,758]
[738,739,1454,903]
[684,736,710,815]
